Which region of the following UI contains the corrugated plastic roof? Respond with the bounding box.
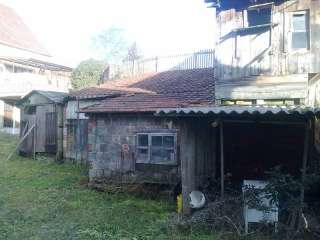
[156,105,318,116]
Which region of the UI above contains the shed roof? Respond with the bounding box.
[156,105,318,117]
[79,68,215,113]
[0,4,49,56]
[17,90,68,106]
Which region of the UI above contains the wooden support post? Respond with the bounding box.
[76,99,80,162]
[220,121,224,199]
[55,104,64,162]
[33,124,36,160]
[181,121,196,215]
[299,121,309,228]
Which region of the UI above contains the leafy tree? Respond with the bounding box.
[92,27,131,64]
[71,59,107,90]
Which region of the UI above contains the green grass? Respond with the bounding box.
[0,133,215,240]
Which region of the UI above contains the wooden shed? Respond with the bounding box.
[17,90,67,161]
[156,105,319,214]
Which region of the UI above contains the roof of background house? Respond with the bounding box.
[17,90,68,106]
[79,68,215,113]
[0,4,50,56]
[0,57,72,71]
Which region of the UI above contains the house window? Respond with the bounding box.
[292,12,309,49]
[247,7,271,27]
[14,66,32,73]
[136,132,177,165]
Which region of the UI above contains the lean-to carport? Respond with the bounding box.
[156,106,318,214]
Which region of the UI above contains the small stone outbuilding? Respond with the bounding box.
[79,69,215,185]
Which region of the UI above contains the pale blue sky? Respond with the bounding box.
[0,0,215,67]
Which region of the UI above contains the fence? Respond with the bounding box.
[121,49,215,76]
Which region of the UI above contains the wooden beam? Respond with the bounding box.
[7,124,35,161]
[299,121,310,228]
[220,121,224,199]
[33,123,36,160]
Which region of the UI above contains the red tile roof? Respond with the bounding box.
[0,4,49,56]
[68,73,157,99]
[79,68,215,113]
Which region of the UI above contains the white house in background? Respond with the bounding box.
[0,3,72,134]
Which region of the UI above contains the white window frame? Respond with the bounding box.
[290,10,309,51]
[136,132,177,165]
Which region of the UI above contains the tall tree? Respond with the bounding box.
[71,59,107,90]
[92,27,131,64]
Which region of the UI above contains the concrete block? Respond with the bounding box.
[96,152,104,161]
[99,143,108,152]
[88,134,95,145]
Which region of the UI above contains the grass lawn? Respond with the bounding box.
[0,133,214,240]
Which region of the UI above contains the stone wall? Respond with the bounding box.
[87,113,182,185]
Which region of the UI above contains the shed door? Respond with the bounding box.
[36,105,54,153]
[4,103,13,128]
[45,112,57,153]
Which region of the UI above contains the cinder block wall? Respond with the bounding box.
[87,113,182,185]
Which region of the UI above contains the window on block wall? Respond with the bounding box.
[291,11,309,49]
[136,132,177,165]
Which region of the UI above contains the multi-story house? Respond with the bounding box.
[0,4,72,133]
[205,0,320,106]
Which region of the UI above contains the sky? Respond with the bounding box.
[0,0,215,67]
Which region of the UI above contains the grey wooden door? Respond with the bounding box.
[45,112,57,153]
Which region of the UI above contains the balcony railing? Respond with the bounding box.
[0,72,68,98]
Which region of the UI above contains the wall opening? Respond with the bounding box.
[217,122,305,185]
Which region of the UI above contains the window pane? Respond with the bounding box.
[151,136,162,147]
[163,149,175,162]
[248,8,271,27]
[138,134,148,146]
[293,14,306,31]
[150,149,175,163]
[163,136,174,148]
[292,32,307,49]
[137,148,148,163]
[150,148,163,162]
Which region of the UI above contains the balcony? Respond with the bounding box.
[0,72,69,99]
